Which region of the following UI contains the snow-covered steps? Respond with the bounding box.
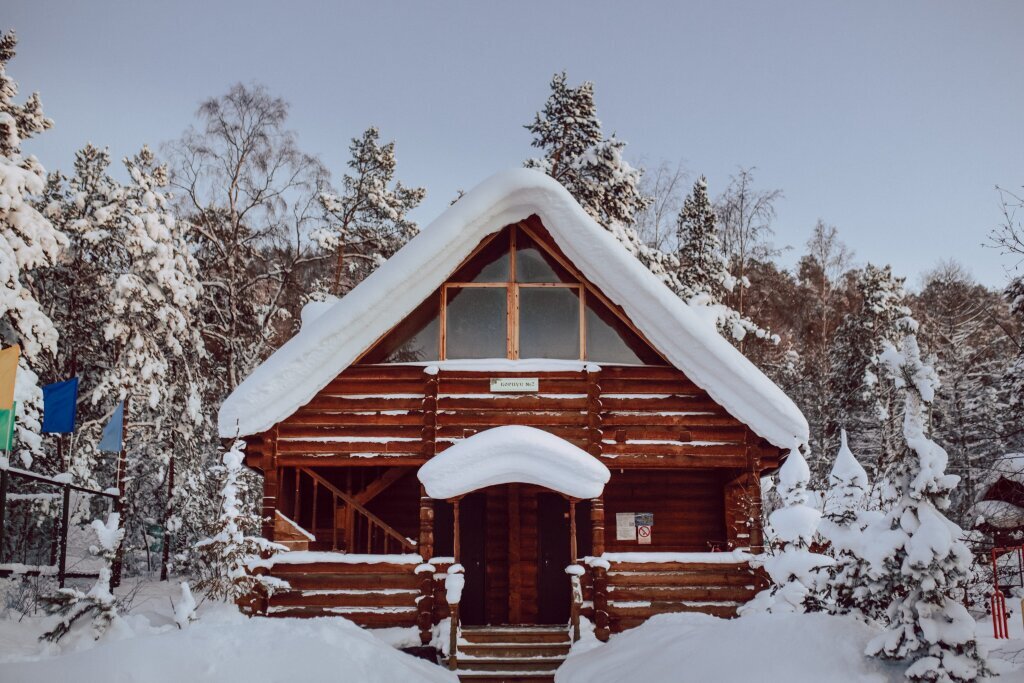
[261,555,422,628]
[453,626,570,683]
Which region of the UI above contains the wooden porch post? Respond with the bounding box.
[451,498,461,564]
[416,487,435,646]
[569,499,578,564]
[590,495,610,641]
[261,428,280,542]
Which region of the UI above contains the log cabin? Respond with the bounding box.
[219,169,809,677]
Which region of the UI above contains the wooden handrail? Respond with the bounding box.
[298,467,416,552]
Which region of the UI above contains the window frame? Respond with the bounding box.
[407,222,665,364]
[440,227,587,361]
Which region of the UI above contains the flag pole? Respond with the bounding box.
[110,396,129,589]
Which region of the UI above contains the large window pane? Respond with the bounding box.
[515,230,573,283]
[445,287,507,359]
[585,296,663,365]
[519,287,581,359]
[451,228,511,283]
[363,292,440,363]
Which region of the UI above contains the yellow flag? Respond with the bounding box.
[0,345,19,411]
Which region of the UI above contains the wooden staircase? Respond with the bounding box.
[454,626,570,683]
[264,558,421,628]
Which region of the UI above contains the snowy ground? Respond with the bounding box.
[4,577,1024,682]
[0,578,456,683]
[557,610,1024,683]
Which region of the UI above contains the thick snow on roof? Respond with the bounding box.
[218,169,809,448]
[416,425,610,499]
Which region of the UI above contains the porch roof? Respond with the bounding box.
[416,425,610,500]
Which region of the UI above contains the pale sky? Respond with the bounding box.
[6,1,1023,288]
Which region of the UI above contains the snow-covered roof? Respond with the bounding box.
[416,425,610,499]
[218,168,809,448]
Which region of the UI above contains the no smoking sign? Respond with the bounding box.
[637,524,652,544]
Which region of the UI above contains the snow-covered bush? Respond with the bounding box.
[742,442,833,614]
[193,440,287,602]
[862,333,991,682]
[39,513,123,642]
[818,430,876,617]
[173,581,198,629]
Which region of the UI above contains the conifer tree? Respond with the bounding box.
[524,72,681,290]
[864,334,991,682]
[742,443,833,614]
[193,441,287,602]
[675,176,775,343]
[39,513,123,642]
[314,127,426,296]
[828,264,916,472]
[818,430,876,616]
[0,30,68,470]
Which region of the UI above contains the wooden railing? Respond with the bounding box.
[296,467,416,554]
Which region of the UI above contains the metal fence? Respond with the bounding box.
[0,466,119,587]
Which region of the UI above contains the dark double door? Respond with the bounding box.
[450,487,576,625]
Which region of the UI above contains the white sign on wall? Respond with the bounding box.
[616,513,637,541]
[490,378,539,392]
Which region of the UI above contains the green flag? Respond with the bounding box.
[0,401,17,451]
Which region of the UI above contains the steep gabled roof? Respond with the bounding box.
[218,168,809,448]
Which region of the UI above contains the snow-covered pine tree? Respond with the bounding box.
[193,440,286,602]
[818,430,876,617]
[39,513,124,642]
[524,72,681,290]
[741,442,833,614]
[0,30,68,470]
[314,126,426,296]
[828,264,916,473]
[916,262,1017,523]
[31,145,122,478]
[675,176,776,344]
[863,332,990,682]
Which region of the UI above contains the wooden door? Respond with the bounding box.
[536,493,570,624]
[459,493,488,625]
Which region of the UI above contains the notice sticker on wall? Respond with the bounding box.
[637,525,652,544]
[616,513,637,541]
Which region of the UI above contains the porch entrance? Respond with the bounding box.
[439,485,590,626]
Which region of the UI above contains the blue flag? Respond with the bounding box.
[42,377,79,434]
[98,401,124,453]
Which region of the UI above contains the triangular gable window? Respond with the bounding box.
[361,224,665,365]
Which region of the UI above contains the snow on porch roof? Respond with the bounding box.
[218,168,809,449]
[416,425,611,499]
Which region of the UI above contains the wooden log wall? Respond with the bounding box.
[245,364,780,472]
[602,470,730,553]
[242,363,782,557]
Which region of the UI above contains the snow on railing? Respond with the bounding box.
[566,564,585,642]
[445,563,465,670]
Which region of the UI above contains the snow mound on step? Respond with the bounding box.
[555,612,904,683]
